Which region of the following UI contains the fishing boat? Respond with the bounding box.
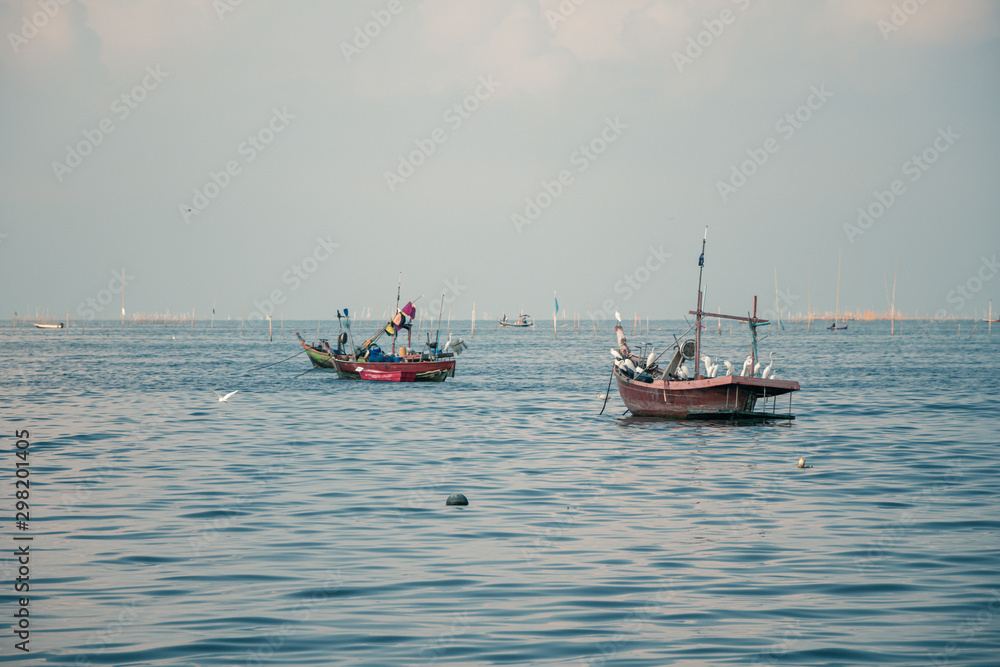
[828,248,847,332]
[33,322,64,329]
[607,228,800,421]
[302,294,459,382]
[296,333,339,369]
[985,300,999,323]
[498,312,533,328]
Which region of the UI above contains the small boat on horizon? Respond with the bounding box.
[498,311,533,328]
[826,321,848,331]
[33,322,64,329]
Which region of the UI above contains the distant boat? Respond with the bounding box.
[33,322,64,329]
[829,248,846,332]
[498,312,533,328]
[609,229,800,421]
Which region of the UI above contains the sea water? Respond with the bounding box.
[1,320,998,665]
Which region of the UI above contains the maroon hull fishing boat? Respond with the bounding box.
[298,291,464,382]
[608,228,800,421]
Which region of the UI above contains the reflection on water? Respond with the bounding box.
[1,320,998,665]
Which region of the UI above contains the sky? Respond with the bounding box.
[1,0,998,324]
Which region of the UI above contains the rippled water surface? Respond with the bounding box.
[2,319,998,666]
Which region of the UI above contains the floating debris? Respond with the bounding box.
[446,493,468,506]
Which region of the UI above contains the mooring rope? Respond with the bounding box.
[247,349,306,371]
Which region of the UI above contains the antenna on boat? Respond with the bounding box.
[434,293,445,351]
[393,272,402,355]
[694,226,707,379]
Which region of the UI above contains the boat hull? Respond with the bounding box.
[333,358,456,382]
[359,368,416,382]
[615,369,800,420]
[297,335,337,368]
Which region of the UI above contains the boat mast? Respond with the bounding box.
[695,226,707,379]
[834,248,842,329]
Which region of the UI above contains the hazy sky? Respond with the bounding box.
[2,0,998,324]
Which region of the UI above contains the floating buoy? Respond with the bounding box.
[446,493,468,506]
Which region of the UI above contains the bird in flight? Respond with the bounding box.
[212,390,239,403]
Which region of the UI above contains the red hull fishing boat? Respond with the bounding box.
[358,367,417,382]
[607,228,800,421]
[298,287,463,382]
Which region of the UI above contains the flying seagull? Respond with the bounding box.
[212,390,239,403]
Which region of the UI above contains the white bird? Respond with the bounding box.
[610,348,623,361]
[615,311,622,324]
[212,390,238,403]
[701,354,719,378]
[760,352,776,379]
[443,333,468,355]
[754,361,762,377]
[675,364,690,379]
[646,348,656,369]
[740,356,753,377]
[723,360,735,376]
